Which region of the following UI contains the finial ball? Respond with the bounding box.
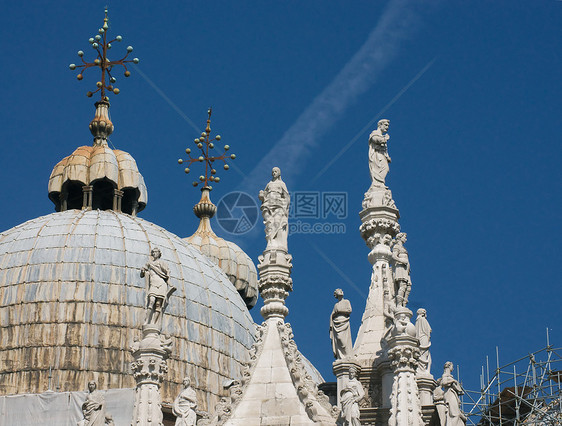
[184,168,190,174]
[77,74,83,80]
[215,177,220,182]
[215,135,221,141]
[124,71,131,77]
[223,144,229,151]
[198,156,204,162]
[201,132,206,137]
[95,35,101,41]
[116,35,122,42]
[178,159,183,164]
[89,38,95,44]
[113,88,120,94]
[86,91,93,98]
[185,148,191,154]
[199,176,205,182]
[110,77,116,83]
[133,58,139,64]
[192,182,198,187]
[230,154,236,160]
[127,46,133,52]
[224,164,229,170]
[92,43,99,49]
[69,64,76,70]
[197,143,203,149]
[209,143,214,149]
[96,81,102,88]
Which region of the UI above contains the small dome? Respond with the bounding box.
[47,101,147,215]
[0,209,255,412]
[185,188,258,309]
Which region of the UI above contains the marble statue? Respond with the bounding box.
[415,308,432,373]
[258,167,290,251]
[330,288,353,360]
[339,367,365,426]
[78,381,107,426]
[368,119,391,188]
[391,306,416,338]
[439,362,466,426]
[141,248,175,325]
[391,232,411,306]
[172,377,198,426]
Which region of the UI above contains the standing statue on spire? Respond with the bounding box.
[368,119,391,188]
[415,308,432,374]
[330,289,353,360]
[391,232,411,307]
[141,248,175,326]
[259,167,290,251]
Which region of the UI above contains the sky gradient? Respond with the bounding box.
[1,0,561,413]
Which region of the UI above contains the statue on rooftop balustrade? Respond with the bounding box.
[415,308,432,374]
[259,167,290,252]
[438,362,467,426]
[391,232,411,307]
[339,367,365,426]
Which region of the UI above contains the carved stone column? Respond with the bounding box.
[387,333,423,426]
[131,324,172,426]
[82,185,93,209]
[113,189,123,212]
[257,250,292,322]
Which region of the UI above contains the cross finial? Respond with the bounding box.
[177,108,236,190]
[69,9,139,101]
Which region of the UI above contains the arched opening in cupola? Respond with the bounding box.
[92,178,116,211]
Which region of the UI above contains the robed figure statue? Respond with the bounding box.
[172,377,198,426]
[258,167,290,252]
[330,288,353,360]
[339,367,365,426]
[439,362,467,426]
[368,119,391,189]
[78,381,106,426]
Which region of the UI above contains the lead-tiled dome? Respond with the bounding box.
[0,209,255,411]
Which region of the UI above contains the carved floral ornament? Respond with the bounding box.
[360,218,401,246]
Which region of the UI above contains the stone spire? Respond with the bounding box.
[349,121,434,424]
[216,167,337,425]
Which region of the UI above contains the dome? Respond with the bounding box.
[185,188,258,309]
[47,101,147,215]
[0,209,255,412]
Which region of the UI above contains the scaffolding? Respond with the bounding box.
[462,332,562,425]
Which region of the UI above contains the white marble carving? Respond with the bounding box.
[368,119,391,189]
[438,362,467,426]
[258,167,290,252]
[173,377,198,426]
[141,248,175,325]
[415,308,432,374]
[338,367,365,426]
[78,381,107,426]
[391,232,411,307]
[330,289,353,360]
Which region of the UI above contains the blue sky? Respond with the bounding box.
[1,0,561,404]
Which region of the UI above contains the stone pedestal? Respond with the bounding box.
[257,249,293,321]
[387,334,423,426]
[131,325,172,426]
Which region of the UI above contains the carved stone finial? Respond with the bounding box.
[89,101,114,145]
[257,166,292,321]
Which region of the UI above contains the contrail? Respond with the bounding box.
[238,0,426,195]
[311,57,436,184]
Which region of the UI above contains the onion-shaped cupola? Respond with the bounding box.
[180,109,258,309]
[49,16,144,215]
[48,101,147,214]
